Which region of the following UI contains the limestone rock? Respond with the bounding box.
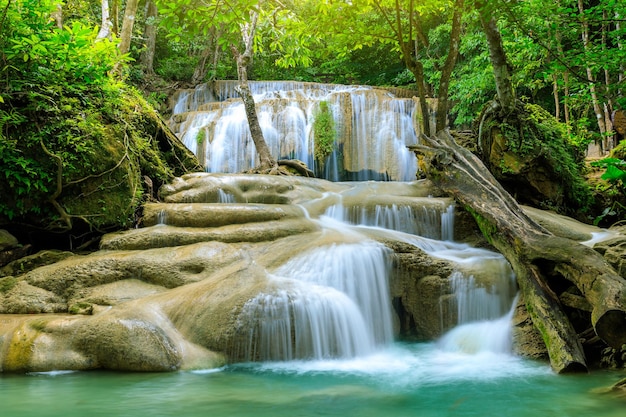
[0,230,18,251]
[511,295,549,360]
[593,234,626,279]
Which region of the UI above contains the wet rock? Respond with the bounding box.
[0,250,74,278]
[511,295,549,360]
[0,230,18,251]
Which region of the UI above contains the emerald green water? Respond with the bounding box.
[1,343,623,417]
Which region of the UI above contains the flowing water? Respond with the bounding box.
[168,81,435,180]
[4,82,622,414]
[1,352,624,417]
[1,201,624,414]
[3,194,621,416]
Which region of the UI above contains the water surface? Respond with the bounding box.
[2,342,623,417]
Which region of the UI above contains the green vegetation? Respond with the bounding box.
[0,0,200,243]
[313,101,335,163]
[591,156,626,225]
[0,276,18,294]
[1,0,625,238]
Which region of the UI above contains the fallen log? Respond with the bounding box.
[410,130,626,373]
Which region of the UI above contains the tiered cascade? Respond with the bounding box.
[168,81,437,181]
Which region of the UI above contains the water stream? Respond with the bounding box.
[168,81,434,180]
[4,82,622,414]
[1,185,624,415]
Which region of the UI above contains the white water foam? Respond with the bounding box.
[169,82,420,180]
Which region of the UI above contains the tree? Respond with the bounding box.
[230,7,275,169]
[493,0,626,153]
[96,0,113,40]
[118,0,139,56]
[475,1,515,116]
[412,130,626,373]
[139,0,158,74]
[314,0,465,135]
[158,0,312,171]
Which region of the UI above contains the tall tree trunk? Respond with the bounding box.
[52,3,62,29]
[476,2,516,116]
[372,0,432,136]
[617,13,624,99]
[118,0,138,55]
[552,73,560,122]
[577,0,608,149]
[97,0,112,40]
[111,0,120,35]
[435,0,464,132]
[140,1,157,75]
[409,61,433,137]
[411,130,626,373]
[563,70,571,135]
[231,11,276,170]
[191,32,219,86]
[601,11,614,149]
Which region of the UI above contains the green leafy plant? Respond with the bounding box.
[590,157,626,225]
[313,101,335,162]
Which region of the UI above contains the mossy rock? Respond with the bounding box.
[0,84,202,249]
[475,101,592,216]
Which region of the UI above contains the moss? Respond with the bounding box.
[29,318,48,332]
[0,276,18,293]
[0,82,201,235]
[68,302,93,315]
[463,205,496,246]
[313,101,336,163]
[4,322,38,372]
[480,101,592,215]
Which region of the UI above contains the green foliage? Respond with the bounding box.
[0,276,18,294]
[0,0,199,232]
[313,101,336,162]
[524,104,593,211]
[487,103,593,213]
[591,157,626,194]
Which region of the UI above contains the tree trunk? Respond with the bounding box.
[118,0,139,55]
[410,61,433,137]
[435,0,464,132]
[577,0,608,146]
[374,0,432,137]
[52,3,62,29]
[477,3,516,116]
[563,70,572,135]
[552,73,560,122]
[97,0,112,40]
[139,0,157,74]
[230,11,276,170]
[191,39,215,85]
[410,130,626,373]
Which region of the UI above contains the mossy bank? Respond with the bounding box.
[0,84,201,250]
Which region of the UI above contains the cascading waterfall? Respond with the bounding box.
[168,81,431,181]
[234,191,518,362]
[238,241,394,361]
[166,81,519,362]
[323,200,455,240]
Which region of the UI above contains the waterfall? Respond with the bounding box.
[323,201,455,240]
[437,296,519,355]
[168,81,432,180]
[238,241,394,361]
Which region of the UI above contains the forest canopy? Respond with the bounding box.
[2,0,624,142]
[1,0,625,230]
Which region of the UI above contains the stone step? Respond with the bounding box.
[101,219,320,251]
[143,202,307,228]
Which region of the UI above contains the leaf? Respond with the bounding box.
[601,165,626,183]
